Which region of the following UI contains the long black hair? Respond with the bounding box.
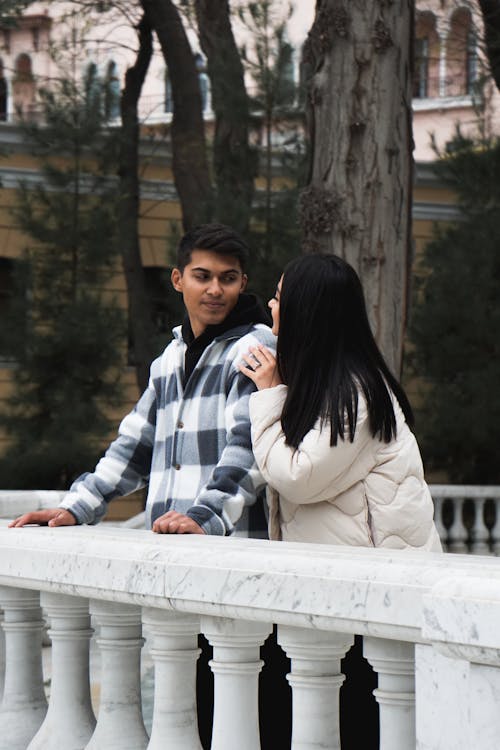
[276,253,414,449]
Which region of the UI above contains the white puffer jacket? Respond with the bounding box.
[249,385,442,551]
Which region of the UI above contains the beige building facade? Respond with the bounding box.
[0,1,493,500]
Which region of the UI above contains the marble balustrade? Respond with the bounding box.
[430,485,500,554]
[3,485,500,553]
[1,524,500,749]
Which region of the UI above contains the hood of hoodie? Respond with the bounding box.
[181,292,271,385]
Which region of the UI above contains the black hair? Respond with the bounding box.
[176,223,250,273]
[276,253,414,449]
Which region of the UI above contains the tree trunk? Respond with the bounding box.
[478,0,500,92]
[194,0,256,234]
[301,0,414,377]
[119,15,158,393]
[141,0,213,230]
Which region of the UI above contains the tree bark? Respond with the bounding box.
[141,0,213,230]
[301,0,414,377]
[118,14,158,393]
[194,0,256,234]
[478,0,500,91]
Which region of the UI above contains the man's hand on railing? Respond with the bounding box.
[8,508,77,528]
[152,510,205,534]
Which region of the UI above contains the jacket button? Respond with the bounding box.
[174,464,181,470]
[177,421,184,429]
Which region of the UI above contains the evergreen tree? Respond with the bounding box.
[409,133,500,483]
[237,0,306,303]
[0,67,126,489]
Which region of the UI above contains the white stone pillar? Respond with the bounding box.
[27,592,96,750]
[492,496,500,555]
[202,616,272,750]
[0,608,4,701]
[422,576,500,749]
[470,496,490,555]
[85,600,149,750]
[414,642,470,750]
[363,637,415,750]
[278,625,353,750]
[432,495,447,550]
[142,608,202,750]
[0,586,47,750]
[447,496,469,553]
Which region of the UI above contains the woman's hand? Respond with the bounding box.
[239,345,282,390]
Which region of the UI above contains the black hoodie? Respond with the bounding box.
[181,292,271,387]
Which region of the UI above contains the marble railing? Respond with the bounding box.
[1,524,500,750]
[3,486,500,553]
[430,485,500,555]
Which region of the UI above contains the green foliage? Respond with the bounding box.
[239,1,296,119]
[409,135,500,483]
[246,141,307,304]
[235,0,306,303]
[0,0,33,22]
[0,69,126,490]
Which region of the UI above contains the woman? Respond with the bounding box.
[240,253,442,552]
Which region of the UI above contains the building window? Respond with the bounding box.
[0,59,7,121]
[164,69,173,114]
[413,11,440,99]
[15,53,33,82]
[0,258,27,357]
[194,53,209,112]
[2,29,10,53]
[32,27,40,52]
[0,258,13,319]
[13,53,36,120]
[413,37,429,98]
[466,29,478,95]
[84,61,102,110]
[104,60,120,120]
[447,8,474,97]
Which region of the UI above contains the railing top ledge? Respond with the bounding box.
[0,490,65,516]
[2,524,500,642]
[429,484,500,497]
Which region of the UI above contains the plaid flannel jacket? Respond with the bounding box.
[60,321,276,536]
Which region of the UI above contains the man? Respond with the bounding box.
[10,223,275,537]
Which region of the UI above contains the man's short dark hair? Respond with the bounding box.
[176,223,249,273]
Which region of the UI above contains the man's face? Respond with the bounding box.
[171,250,247,338]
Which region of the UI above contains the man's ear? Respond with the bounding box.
[171,267,183,292]
[240,274,248,292]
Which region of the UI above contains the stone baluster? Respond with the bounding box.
[277,625,353,750]
[85,600,149,750]
[202,616,272,750]
[470,496,490,555]
[491,496,500,556]
[142,608,202,750]
[363,637,415,750]
[0,586,47,750]
[27,592,96,750]
[0,608,4,701]
[432,495,448,550]
[447,495,469,553]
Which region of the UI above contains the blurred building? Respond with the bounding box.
[0,1,495,500]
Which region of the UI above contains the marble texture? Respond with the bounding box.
[3,526,500,748]
[0,525,499,637]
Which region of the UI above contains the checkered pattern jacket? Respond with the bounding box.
[60,321,276,536]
